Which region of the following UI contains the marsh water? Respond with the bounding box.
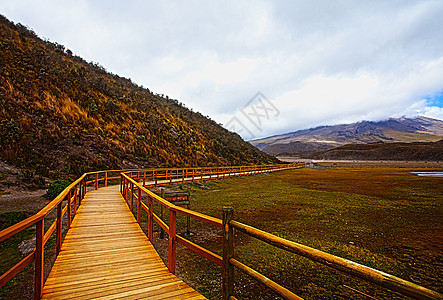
[410,171,443,177]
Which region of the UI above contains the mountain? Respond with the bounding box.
[311,140,443,161]
[0,15,278,178]
[250,116,443,158]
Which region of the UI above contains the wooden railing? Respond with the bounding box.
[0,169,123,300]
[0,165,294,299]
[121,166,441,300]
[223,208,442,300]
[121,164,293,188]
[120,164,297,274]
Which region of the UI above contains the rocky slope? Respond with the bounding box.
[251,116,443,158]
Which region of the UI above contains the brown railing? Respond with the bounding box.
[0,165,294,299]
[120,164,297,274]
[0,169,123,300]
[223,208,442,300]
[121,164,293,188]
[121,166,441,300]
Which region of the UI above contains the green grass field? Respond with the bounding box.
[2,166,441,299]
[160,166,442,299]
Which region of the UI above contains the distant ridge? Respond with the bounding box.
[250,116,443,159]
[0,15,278,178]
[312,140,443,161]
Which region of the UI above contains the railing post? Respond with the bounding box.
[160,189,165,239]
[143,171,146,187]
[123,177,126,200]
[105,171,108,187]
[95,173,98,190]
[186,200,191,235]
[137,186,141,224]
[82,178,86,201]
[56,200,62,255]
[222,206,234,300]
[148,196,153,242]
[130,181,134,212]
[34,219,44,300]
[73,186,78,215]
[67,190,71,229]
[125,179,129,205]
[79,178,83,200]
[168,209,177,274]
[80,177,83,198]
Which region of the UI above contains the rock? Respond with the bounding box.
[18,237,36,255]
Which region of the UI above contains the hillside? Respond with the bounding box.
[0,15,278,178]
[251,116,443,158]
[311,140,443,161]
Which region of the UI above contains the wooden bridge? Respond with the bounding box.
[42,185,204,299]
[1,165,441,300]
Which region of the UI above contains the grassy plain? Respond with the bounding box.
[159,165,442,299]
[1,165,441,299]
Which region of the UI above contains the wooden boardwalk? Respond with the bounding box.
[42,185,205,299]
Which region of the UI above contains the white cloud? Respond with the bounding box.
[420,106,443,120]
[2,0,443,139]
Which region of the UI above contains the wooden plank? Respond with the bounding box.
[42,185,205,299]
[62,230,142,240]
[60,234,147,247]
[92,281,202,300]
[47,257,166,275]
[44,267,169,287]
[49,244,154,259]
[51,241,152,254]
[44,273,180,298]
[44,270,176,292]
[44,272,173,296]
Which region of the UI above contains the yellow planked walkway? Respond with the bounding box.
[42,185,205,299]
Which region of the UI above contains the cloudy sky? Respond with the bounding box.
[2,0,443,139]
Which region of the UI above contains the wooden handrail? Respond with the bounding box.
[225,218,442,300]
[0,170,118,298]
[120,164,441,300]
[229,258,303,300]
[177,235,222,266]
[0,214,43,243]
[0,250,35,288]
[120,164,295,275]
